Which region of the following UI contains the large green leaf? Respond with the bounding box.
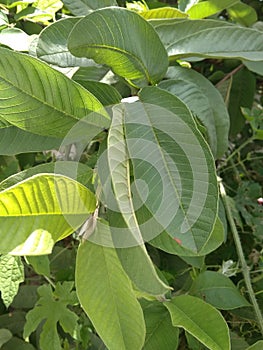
[153,19,263,61]
[62,0,117,16]
[135,87,218,253]
[159,66,230,158]
[165,295,230,350]
[186,0,239,19]
[36,17,95,67]
[68,7,168,88]
[96,106,170,295]
[0,174,96,255]
[149,217,224,257]
[0,161,93,190]
[142,300,179,350]
[0,48,109,138]
[0,126,62,155]
[190,271,251,309]
[76,238,145,350]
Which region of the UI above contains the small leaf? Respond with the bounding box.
[76,238,146,350]
[0,174,96,255]
[26,255,50,277]
[140,7,188,19]
[165,295,230,350]
[227,3,257,27]
[245,340,263,350]
[142,300,179,350]
[23,282,78,350]
[186,0,239,19]
[68,7,168,87]
[0,329,12,348]
[190,271,251,309]
[0,255,24,307]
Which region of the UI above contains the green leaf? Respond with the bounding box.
[140,7,188,19]
[0,10,9,27]
[26,255,50,277]
[74,80,122,106]
[142,300,179,350]
[137,87,218,253]
[186,0,239,19]
[165,295,230,350]
[0,329,12,348]
[62,0,118,16]
[159,66,230,158]
[0,126,62,155]
[227,3,257,27]
[245,341,263,350]
[0,47,109,138]
[36,17,95,67]
[150,217,224,257]
[190,271,251,309]
[0,255,24,307]
[0,174,96,255]
[154,19,263,61]
[228,67,256,136]
[0,161,93,190]
[105,103,170,295]
[23,282,78,350]
[76,239,145,350]
[1,336,36,350]
[68,7,168,88]
[243,60,263,75]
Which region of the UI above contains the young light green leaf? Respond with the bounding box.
[23,282,78,350]
[142,300,179,350]
[0,47,109,138]
[160,66,230,158]
[68,7,168,88]
[62,0,117,16]
[0,161,93,191]
[140,7,188,19]
[190,271,251,309]
[0,255,24,307]
[76,239,146,350]
[165,295,230,350]
[227,3,257,26]
[0,174,96,255]
[137,87,218,253]
[186,0,239,19]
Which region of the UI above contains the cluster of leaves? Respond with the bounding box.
[0,0,262,349]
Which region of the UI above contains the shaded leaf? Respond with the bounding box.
[0,255,24,307]
[142,300,179,350]
[23,282,78,350]
[165,295,230,350]
[190,271,251,309]
[0,329,12,348]
[227,3,257,26]
[76,238,145,350]
[0,174,96,255]
[68,7,168,88]
[26,255,50,277]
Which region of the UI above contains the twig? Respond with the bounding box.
[219,180,263,336]
[216,64,244,88]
